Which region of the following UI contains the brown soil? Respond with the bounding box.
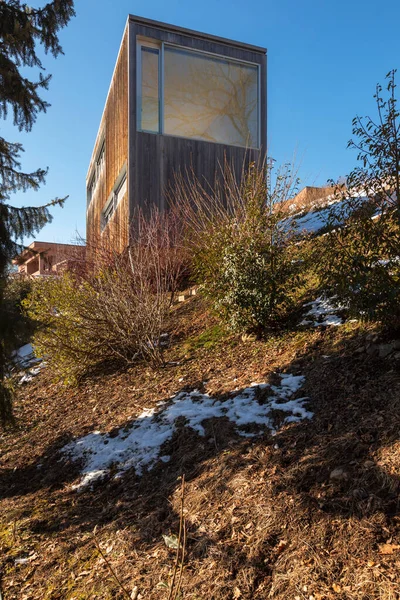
[1,297,400,599]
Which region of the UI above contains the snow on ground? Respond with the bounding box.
[11,343,40,369]
[285,196,369,235]
[300,296,344,327]
[11,343,45,384]
[62,373,312,490]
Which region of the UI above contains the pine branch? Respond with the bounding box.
[0,0,75,426]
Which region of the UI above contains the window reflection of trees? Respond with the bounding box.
[164,48,258,147]
[140,45,259,147]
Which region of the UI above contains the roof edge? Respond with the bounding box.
[129,14,267,54]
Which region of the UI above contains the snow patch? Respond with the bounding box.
[287,196,369,235]
[11,344,46,385]
[62,373,312,490]
[12,343,41,369]
[300,296,344,327]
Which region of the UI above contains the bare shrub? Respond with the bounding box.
[24,208,187,383]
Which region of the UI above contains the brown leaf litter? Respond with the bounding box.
[1,297,400,599]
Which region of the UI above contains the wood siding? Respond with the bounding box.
[86,27,129,254]
[128,18,267,234]
[87,16,267,253]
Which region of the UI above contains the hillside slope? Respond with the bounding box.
[1,297,400,599]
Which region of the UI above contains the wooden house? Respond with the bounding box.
[86,15,267,251]
[13,241,85,278]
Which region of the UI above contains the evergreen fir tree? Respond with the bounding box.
[0,0,75,424]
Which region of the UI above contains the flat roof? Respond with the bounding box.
[129,14,267,54]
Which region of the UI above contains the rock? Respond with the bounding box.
[329,467,349,482]
[378,343,396,358]
[376,340,400,358]
[392,352,400,360]
[363,459,375,468]
[366,333,379,342]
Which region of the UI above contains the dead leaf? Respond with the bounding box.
[131,586,139,600]
[332,583,342,593]
[162,534,179,549]
[233,587,242,599]
[156,582,169,589]
[276,539,287,554]
[378,543,400,555]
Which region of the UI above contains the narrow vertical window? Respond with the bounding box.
[140,47,160,132]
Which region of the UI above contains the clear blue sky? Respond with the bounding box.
[4,0,400,244]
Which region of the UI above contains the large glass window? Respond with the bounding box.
[164,47,258,147]
[140,46,160,133]
[137,42,260,148]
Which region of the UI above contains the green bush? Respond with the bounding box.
[174,161,307,334]
[196,214,304,333]
[315,71,400,330]
[24,274,97,383]
[315,201,400,328]
[2,274,34,354]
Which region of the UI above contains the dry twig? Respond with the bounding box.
[93,526,132,599]
[168,475,187,600]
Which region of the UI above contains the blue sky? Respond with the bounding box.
[4,0,400,243]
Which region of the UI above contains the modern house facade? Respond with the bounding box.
[86,15,267,251]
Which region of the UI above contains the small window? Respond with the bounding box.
[115,171,127,205]
[96,139,106,177]
[102,196,116,228]
[87,136,106,207]
[101,164,127,231]
[87,172,96,207]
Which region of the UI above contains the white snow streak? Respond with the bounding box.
[62,373,312,490]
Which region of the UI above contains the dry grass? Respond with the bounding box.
[1,297,400,599]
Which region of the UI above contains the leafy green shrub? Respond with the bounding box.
[0,274,34,424]
[3,274,34,353]
[315,200,400,328]
[173,161,307,334]
[24,274,97,383]
[314,71,400,330]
